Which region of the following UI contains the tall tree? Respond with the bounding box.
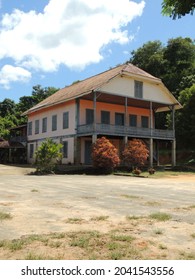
[0,98,16,118]
[162,0,195,19]
[0,85,59,139]
[17,85,59,113]
[129,41,165,78]
[129,37,195,97]
[176,85,195,148]
[163,37,195,95]
[129,37,195,149]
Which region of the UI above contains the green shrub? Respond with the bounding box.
[35,138,62,174]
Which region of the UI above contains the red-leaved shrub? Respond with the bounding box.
[122,138,149,169]
[92,137,120,173]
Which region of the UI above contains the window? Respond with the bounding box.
[141,116,149,128]
[63,112,69,129]
[35,120,39,134]
[52,115,57,131]
[86,109,94,124]
[42,117,47,133]
[134,81,143,98]
[115,113,124,126]
[28,122,32,136]
[129,114,137,127]
[101,111,110,124]
[63,141,68,158]
[29,144,34,159]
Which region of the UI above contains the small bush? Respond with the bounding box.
[35,138,62,174]
[92,137,120,174]
[0,212,12,220]
[122,139,149,170]
[149,212,171,221]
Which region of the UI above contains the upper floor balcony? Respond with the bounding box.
[77,123,174,140]
[10,136,27,143]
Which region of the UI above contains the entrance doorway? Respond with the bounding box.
[84,140,92,165]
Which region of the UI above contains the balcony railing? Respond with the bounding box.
[10,136,27,143]
[77,124,174,140]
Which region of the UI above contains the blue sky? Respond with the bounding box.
[0,0,194,102]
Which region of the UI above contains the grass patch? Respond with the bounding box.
[25,252,46,260]
[0,225,192,260]
[31,189,39,192]
[110,251,123,260]
[50,233,66,239]
[6,240,26,251]
[65,218,84,224]
[159,244,167,250]
[26,234,49,245]
[191,233,195,239]
[126,215,145,220]
[149,212,171,222]
[121,194,141,200]
[90,216,109,221]
[111,234,135,242]
[144,201,161,207]
[25,252,60,260]
[49,241,62,248]
[107,242,120,250]
[70,236,90,248]
[0,211,12,220]
[154,229,163,235]
[180,251,195,260]
[141,170,195,178]
[188,205,195,209]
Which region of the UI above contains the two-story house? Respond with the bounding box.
[23,63,182,167]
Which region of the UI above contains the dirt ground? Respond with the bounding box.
[0,164,195,260]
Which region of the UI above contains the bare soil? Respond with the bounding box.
[0,164,195,260]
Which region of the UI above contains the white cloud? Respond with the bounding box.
[0,65,31,89]
[0,0,145,73]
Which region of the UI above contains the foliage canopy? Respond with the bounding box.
[35,138,62,174]
[162,0,195,19]
[92,137,120,173]
[0,85,59,139]
[122,139,149,168]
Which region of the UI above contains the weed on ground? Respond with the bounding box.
[0,212,12,220]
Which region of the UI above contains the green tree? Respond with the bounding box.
[162,0,195,19]
[92,137,120,173]
[129,41,165,78]
[35,139,62,173]
[0,117,16,139]
[163,37,195,95]
[17,85,59,113]
[176,85,195,148]
[129,37,195,148]
[0,98,16,118]
[129,37,195,96]
[0,99,20,139]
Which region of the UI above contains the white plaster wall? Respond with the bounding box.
[28,102,76,141]
[27,137,74,164]
[27,101,76,163]
[100,76,174,104]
